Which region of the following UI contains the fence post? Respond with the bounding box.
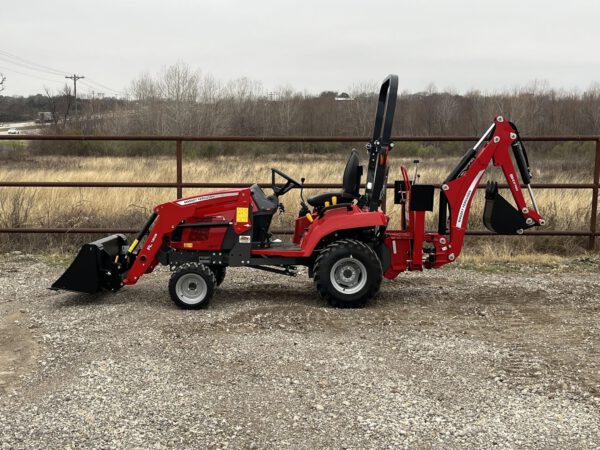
[176,139,183,199]
[589,139,600,250]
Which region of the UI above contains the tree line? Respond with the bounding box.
[3,63,599,152]
[76,64,600,138]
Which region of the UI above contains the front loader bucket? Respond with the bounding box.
[51,234,128,294]
[483,182,529,234]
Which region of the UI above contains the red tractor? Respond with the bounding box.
[52,75,545,308]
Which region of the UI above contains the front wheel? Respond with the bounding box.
[313,239,382,308]
[209,265,227,286]
[169,263,215,309]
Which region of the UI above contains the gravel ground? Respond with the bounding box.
[1,251,599,449]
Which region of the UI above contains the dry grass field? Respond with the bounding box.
[0,145,596,257]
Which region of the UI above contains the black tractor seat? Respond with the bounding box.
[250,184,278,212]
[307,149,362,208]
[250,184,278,245]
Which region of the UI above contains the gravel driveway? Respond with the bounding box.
[1,252,599,449]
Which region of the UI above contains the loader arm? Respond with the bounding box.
[435,116,545,263]
[123,189,252,285]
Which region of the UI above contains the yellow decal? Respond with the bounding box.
[236,207,249,223]
[183,242,193,248]
[305,213,314,223]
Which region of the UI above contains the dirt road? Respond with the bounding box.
[1,252,599,448]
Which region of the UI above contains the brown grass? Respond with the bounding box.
[0,151,596,257]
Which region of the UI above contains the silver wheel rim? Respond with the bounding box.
[330,256,367,295]
[175,273,208,305]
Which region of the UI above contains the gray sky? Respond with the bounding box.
[1,0,599,97]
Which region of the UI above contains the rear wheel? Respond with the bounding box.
[169,263,215,309]
[313,239,382,308]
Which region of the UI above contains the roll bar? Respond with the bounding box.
[371,74,399,146]
[362,74,399,212]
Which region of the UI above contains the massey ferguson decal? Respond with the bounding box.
[456,170,485,228]
[146,233,158,251]
[176,192,238,206]
[509,173,520,192]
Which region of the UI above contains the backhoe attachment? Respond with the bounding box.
[430,116,546,264]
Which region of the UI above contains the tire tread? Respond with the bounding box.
[313,239,382,308]
[168,262,216,309]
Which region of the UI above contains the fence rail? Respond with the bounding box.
[2,134,599,249]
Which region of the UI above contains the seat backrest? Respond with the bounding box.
[342,150,361,197]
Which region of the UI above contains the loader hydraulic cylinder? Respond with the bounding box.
[127,212,158,256]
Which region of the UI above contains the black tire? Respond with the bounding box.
[313,239,382,308]
[209,265,227,286]
[168,263,215,309]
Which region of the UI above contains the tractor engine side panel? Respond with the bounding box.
[169,191,245,251]
[171,218,233,251]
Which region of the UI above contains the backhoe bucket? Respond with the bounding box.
[483,182,528,234]
[51,234,128,294]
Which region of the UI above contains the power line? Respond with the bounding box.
[79,80,121,97]
[0,65,65,85]
[0,54,66,77]
[0,49,68,76]
[0,54,65,78]
[83,76,124,95]
[65,74,85,115]
[82,82,123,95]
[0,49,123,96]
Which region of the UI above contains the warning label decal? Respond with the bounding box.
[236,207,249,223]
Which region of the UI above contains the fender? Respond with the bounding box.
[302,206,388,253]
[252,205,388,258]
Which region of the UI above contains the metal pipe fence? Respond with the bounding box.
[1,134,599,249]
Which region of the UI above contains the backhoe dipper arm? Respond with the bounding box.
[436,116,545,263]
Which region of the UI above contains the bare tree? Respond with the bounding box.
[126,63,204,135]
[160,63,200,135]
[197,74,224,135]
[44,87,59,126]
[0,73,5,93]
[130,72,159,101]
[44,84,72,129]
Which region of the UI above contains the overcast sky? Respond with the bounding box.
[1,0,599,97]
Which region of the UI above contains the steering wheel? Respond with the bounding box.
[271,168,302,197]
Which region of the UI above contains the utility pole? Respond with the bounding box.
[65,74,85,115]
